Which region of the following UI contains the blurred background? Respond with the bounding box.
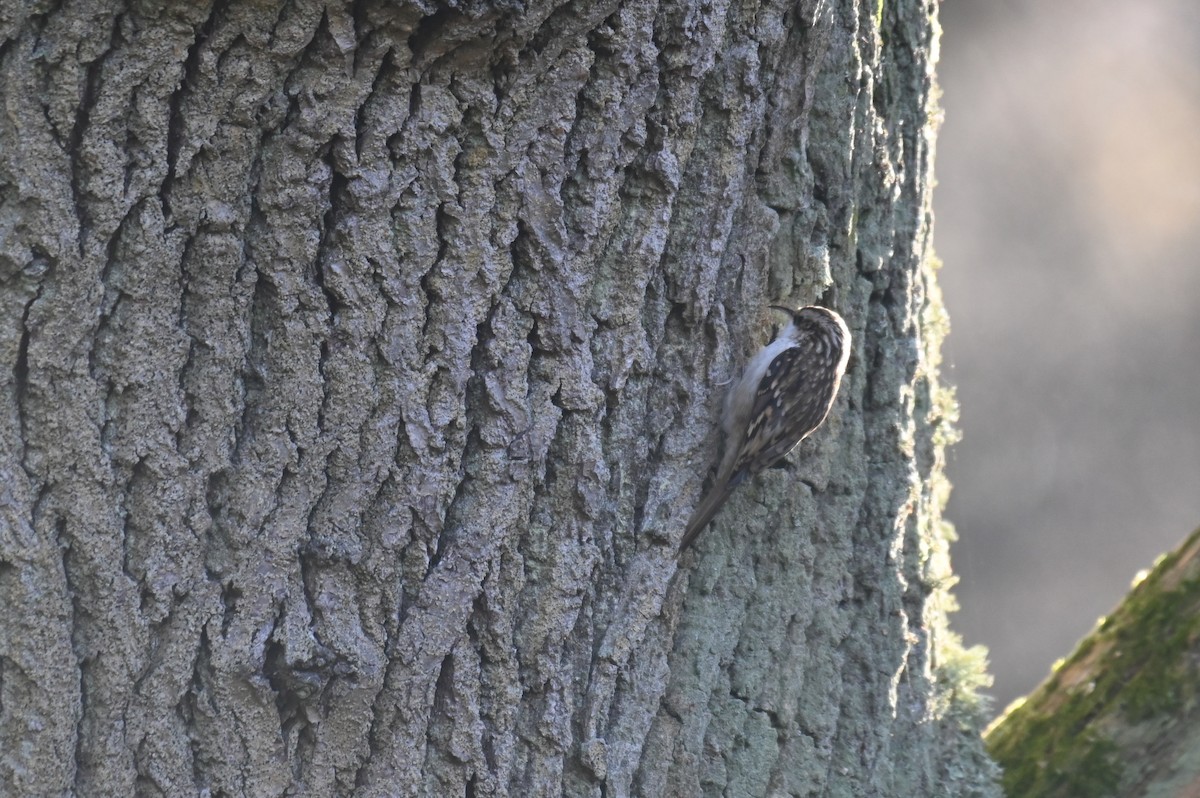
[935,0,1200,714]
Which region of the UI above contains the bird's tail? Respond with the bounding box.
[678,483,735,553]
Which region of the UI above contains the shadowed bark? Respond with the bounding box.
[0,0,998,795]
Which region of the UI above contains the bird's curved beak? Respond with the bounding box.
[769,304,798,316]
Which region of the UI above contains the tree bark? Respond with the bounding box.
[986,526,1200,798]
[0,0,998,796]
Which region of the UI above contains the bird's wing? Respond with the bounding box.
[731,344,834,479]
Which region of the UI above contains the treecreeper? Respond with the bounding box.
[679,305,851,553]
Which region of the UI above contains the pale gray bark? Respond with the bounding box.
[0,0,998,796]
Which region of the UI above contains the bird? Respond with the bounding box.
[678,305,851,553]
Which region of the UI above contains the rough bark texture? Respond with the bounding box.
[987,526,1200,798]
[0,0,997,796]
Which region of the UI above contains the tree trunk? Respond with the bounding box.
[986,526,1200,798]
[0,0,998,795]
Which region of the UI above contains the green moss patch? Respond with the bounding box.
[986,526,1200,797]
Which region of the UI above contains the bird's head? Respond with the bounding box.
[770,304,846,334]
